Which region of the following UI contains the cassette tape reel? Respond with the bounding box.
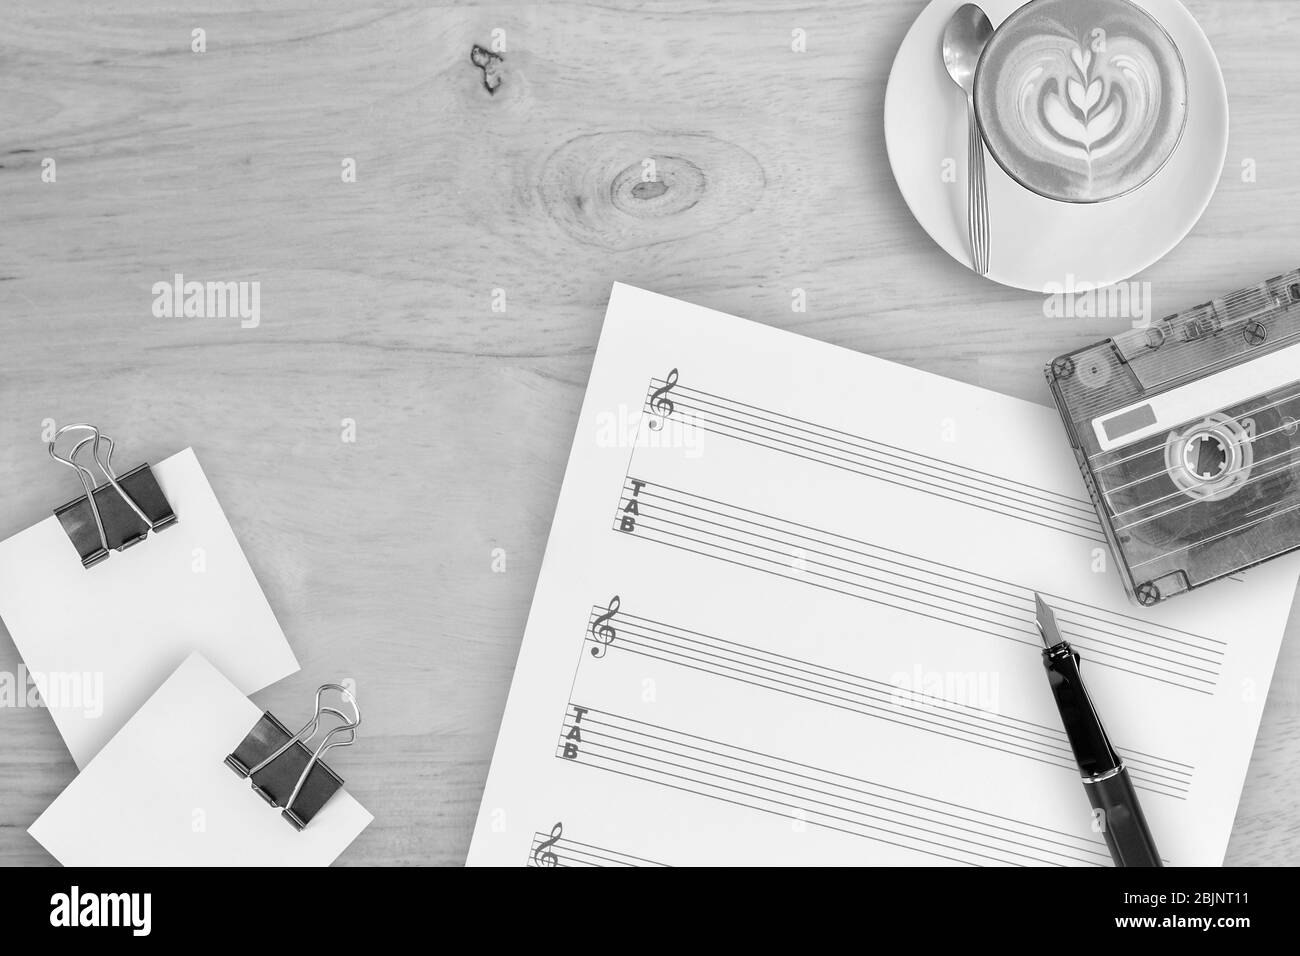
[1048,270,1300,606]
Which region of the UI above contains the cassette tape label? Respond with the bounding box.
[1092,338,1300,452]
[1049,270,1300,605]
[1100,405,1158,444]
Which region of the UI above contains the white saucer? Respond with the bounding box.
[884,0,1229,292]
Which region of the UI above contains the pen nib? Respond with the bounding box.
[1034,592,1063,648]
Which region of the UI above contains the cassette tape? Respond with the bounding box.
[1047,269,1300,606]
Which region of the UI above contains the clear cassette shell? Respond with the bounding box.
[1047,270,1300,606]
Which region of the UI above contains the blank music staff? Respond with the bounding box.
[526,822,668,868]
[643,377,1104,543]
[556,703,1112,867]
[582,603,1193,799]
[614,477,1225,694]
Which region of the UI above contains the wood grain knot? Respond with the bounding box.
[470,45,504,95]
[538,132,765,251]
[630,179,669,201]
[613,157,701,216]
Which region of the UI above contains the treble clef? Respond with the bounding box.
[590,595,620,658]
[532,821,563,867]
[647,368,679,431]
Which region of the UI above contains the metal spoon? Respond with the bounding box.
[942,4,995,276]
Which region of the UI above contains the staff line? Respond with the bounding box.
[623,499,1222,678]
[591,633,1190,797]
[562,716,1108,865]
[619,520,1215,694]
[624,475,1225,650]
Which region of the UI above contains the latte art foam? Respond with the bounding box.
[975,0,1187,203]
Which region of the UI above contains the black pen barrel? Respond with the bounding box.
[1084,767,1162,867]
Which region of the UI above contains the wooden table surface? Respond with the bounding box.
[3,0,1299,866]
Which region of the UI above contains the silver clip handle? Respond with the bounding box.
[49,424,160,553]
[245,684,361,815]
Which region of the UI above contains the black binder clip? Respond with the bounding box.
[49,424,178,569]
[225,684,361,831]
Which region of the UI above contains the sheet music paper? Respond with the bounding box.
[29,653,371,866]
[468,284,1300,867]
[0,447,299,768]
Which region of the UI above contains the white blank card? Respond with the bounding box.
[0,447,299,767]
[29,653,371,866]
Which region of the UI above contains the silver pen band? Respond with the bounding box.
[1083,764,1125,784]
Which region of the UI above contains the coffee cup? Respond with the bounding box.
[973,0,1189,204]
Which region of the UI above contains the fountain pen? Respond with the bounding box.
[1034,593,1162,867]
